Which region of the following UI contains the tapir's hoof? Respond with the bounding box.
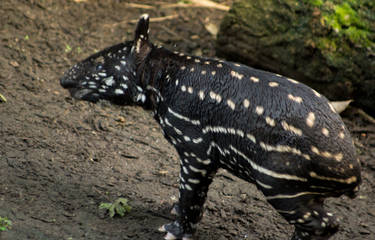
[158,222,193,240]
[291,223,339,240]
[159,225,167,232]
[170,203,181,216]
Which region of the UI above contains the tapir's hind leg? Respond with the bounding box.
[265,195,339,240]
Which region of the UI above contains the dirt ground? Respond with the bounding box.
[0,1,374,239]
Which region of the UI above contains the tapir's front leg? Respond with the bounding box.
[159,147,218,240]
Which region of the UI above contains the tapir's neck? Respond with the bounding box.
[139,46,187,109]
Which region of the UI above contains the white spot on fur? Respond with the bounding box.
[189,165,207,175]
[269,82,279,87]
[250,76,259,83]
[114,89,124,95]
[246,133,256,143]
[198,90,205,100]
[288,94,303,103]
[312,89,321,97]
[287,78,299,84]
[231,71,243,80]
[334,153,343,162]
[188,178,200,184]
[255,106,264,115]
[243,99,250,108]
[227,99,236,110]
[339,131,345,139]
[192,137,203,144]
[209,91,222,103]
[281,121,303,136]
[187,86,193,94]
[104,76,115,86]
[183,136,191,142]
[265,116,276,127]
[322,128,329,137]
[306,112,315,127]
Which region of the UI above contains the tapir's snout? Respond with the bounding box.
[60,63,83,89]
[60,75,78,89]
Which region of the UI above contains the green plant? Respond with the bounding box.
[65,44,72,53]
[99,198,132,218]
[0,217,12,231]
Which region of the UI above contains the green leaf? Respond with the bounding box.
[99,198,131,218]
[108,204,115,218]
[99,203,112,209]
[0,216,12,231]
[65,44,72,53]
[115,204,125,217]
[0,93,6,102]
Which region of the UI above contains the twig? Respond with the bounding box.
[126,3,154,9]
[129,14,179,23]
[161,0,230,11]
[126,0,230,11]
[351,127,375,134]
[102,14,179,29]
[355,108,375,125]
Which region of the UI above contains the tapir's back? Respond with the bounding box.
[160,54,360,193]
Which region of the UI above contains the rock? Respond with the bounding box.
[216,0,375,115]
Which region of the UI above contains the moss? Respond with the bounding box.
[302,0,374,73]
[308,0,374,48]
[324,2,372,47]
[217,0,375,113]
[309,0,324,7]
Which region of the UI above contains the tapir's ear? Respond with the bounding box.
[131,14,152,63]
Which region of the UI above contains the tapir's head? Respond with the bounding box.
[60,14,153,105]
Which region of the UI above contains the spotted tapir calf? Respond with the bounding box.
[60,14,361,240]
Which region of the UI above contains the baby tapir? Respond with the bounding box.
[60,14,361,240]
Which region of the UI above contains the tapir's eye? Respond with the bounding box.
[96,64,103,71]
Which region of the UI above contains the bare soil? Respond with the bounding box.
[0,1,374,239]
